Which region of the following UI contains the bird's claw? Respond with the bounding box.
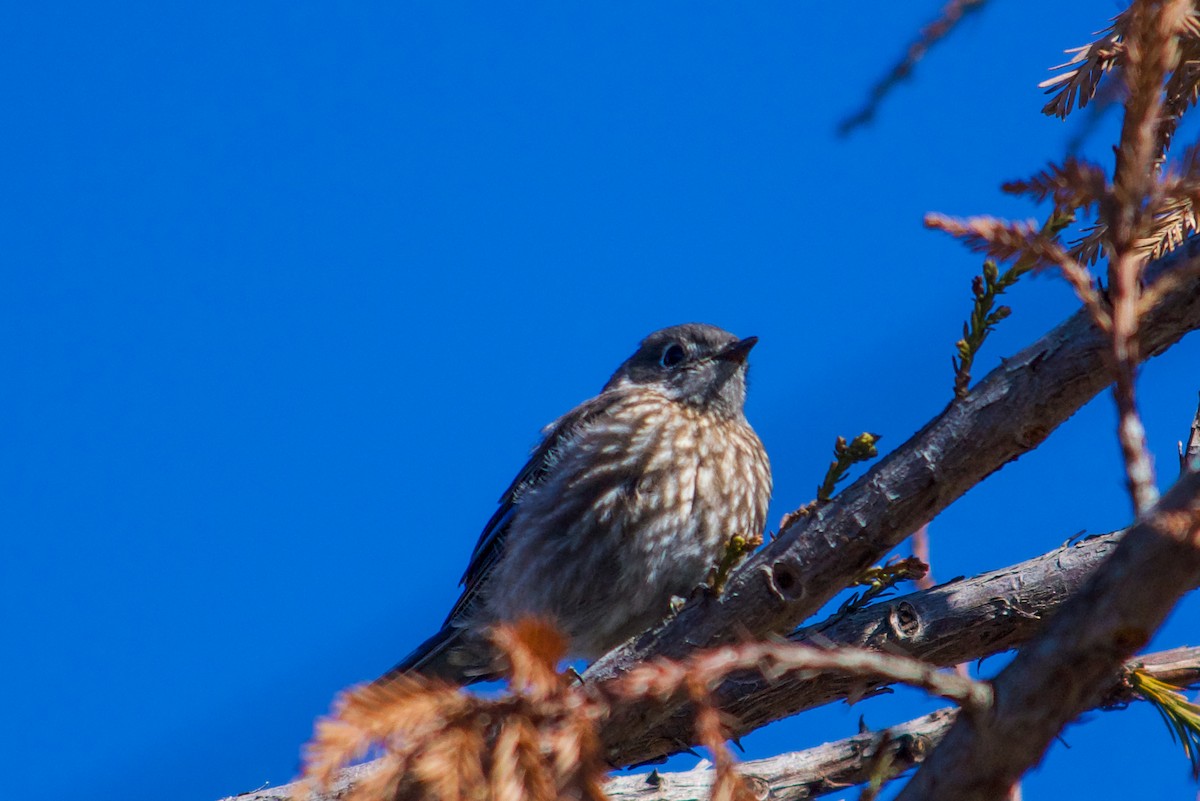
[668,594,688,616]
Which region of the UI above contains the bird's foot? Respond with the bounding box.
[668,594,688,616]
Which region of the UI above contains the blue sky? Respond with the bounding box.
[4,2,1199,800]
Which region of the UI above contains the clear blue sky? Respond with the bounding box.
[4,3,1198,800]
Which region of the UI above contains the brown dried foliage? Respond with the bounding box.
[1032,2,1200,272]
[932,1,1200,514]
[303,621,990,801]
[1040,4,1200,133]
[304,619,609,801]
[1002,157,1108,214]
[1040,23,1125,119]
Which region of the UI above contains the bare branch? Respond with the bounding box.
[605,647,1200,801]
[608,710,958,801]
[896,470,1200,801]
[1102,0,1193,515]
[837,0,990,137]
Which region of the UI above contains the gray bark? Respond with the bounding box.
[607,529,1132,767]
[603,646,1200,801]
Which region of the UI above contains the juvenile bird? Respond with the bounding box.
[391,323,771,683]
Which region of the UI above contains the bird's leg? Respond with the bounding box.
[666,594,689,617]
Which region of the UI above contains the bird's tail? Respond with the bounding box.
[379,625,497,685]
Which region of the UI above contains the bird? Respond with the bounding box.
[389,323,772,684]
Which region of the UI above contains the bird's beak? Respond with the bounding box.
[713,336,758,364]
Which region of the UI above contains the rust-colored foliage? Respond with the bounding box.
[1031,2,1200,267]
[303,621,988,801]
[304,618,609,801]
[931,0,1200,517]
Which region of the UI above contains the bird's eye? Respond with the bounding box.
[660,343,686,367]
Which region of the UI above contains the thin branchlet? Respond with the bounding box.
[838,0,990,136]
[778,432,881,530]
[1101,0,1192,513]
[950,213,1075,397]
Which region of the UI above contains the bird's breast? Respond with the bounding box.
[607,398,771,566]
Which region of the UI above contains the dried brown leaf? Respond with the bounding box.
[413,725,489,801]
[1069,223,1110,266]
[1002,158,1109,212]
[491,719,557,801]
[1041,17,1127,118]
[491,617,568,700]
[925,214,1055,266]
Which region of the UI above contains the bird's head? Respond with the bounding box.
[603,323,757,418]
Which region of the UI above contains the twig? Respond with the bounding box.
[925,213,1110,330]
[1099,0,1191,514]
[779,433,881,528]
[949,214,1076,398]
[910,525,935,591]
[599,642,991,714]
[838,0,989,136]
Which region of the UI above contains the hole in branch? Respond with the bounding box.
[770,561,804,600]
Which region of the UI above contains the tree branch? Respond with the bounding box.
[586,237,1200,763]
[603,646,1200,801]
[895,471,1200,801]
[222,647,1200,801]
[604,529,1139,766]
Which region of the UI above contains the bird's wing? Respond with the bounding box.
[443,392,617,625]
